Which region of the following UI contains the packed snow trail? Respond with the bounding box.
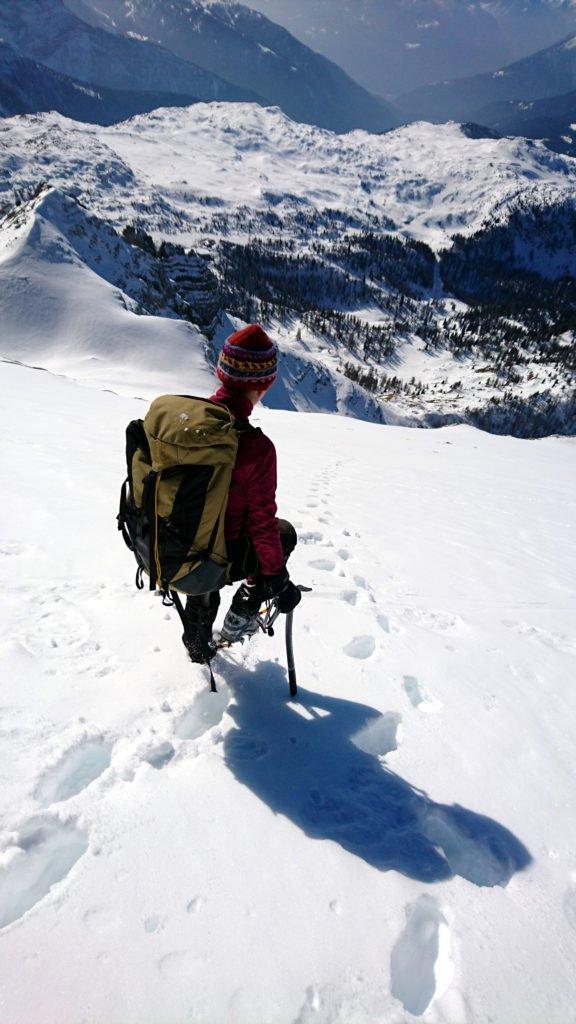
[1,360,576,1023]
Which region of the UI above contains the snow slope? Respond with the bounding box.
[0,358,575,1022]
[0,187,214,398]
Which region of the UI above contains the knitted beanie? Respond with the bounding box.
[216,324,278,392]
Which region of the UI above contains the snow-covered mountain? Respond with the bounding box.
[64,0,397,132]
[399,30,576,123]
[0,0,263,106]
[244,0,576,96]
[0,40,209,124]
[1,104,574,434]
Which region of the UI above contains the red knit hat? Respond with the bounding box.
[216,324,278,392]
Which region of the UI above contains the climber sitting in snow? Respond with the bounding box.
[182,324,301,662]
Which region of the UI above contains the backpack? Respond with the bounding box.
[118,394,246,597]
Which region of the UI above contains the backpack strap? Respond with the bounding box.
[117,477,134,551]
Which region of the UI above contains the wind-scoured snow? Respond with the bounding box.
[0,357,575,1022]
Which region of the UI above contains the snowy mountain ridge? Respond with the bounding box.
[3,104,575,250]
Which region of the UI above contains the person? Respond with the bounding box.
[183,323,301,662]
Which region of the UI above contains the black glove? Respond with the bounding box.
[240,569,301,615]
[262,569,302,614]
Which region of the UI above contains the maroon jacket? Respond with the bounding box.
[210,386,285,577]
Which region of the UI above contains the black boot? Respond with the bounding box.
[183,592,220,664]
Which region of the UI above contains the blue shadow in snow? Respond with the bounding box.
[222,660,532,886]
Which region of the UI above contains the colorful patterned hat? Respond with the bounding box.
[216,324,278,392]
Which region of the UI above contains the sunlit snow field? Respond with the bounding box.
[0,356,575,1023]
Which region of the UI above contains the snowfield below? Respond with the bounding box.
[1,359,575,1023]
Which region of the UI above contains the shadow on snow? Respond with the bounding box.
[222,659,532,887]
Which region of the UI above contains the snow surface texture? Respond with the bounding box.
[0,357,575,1022]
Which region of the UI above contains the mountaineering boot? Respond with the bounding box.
[182,592,220,664]
[219,583,261,644]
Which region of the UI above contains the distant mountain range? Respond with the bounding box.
[0,0,264,107]
[63,0,396,132]
[398,31,576,123]
[0,39,209,124]
[243,0,576,96]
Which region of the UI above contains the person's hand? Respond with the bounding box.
[276,579,301,613]
[260,569,301,614]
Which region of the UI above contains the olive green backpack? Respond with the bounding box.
[118,395,248,596]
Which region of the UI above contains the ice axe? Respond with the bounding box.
[256,584,312,698]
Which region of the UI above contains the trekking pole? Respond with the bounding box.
[285,585,312,699]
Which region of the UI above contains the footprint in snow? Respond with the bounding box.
[308,558,336,572]
[337,549,350,561]
[142,740,175,770]
[376,614,401,635]
[34,738,111,807]
[343,635,375,660]
[186,895,206,914]
[502,619,575,654]
[158,951,202,980]
[404,675,443,713]
[341,591,357,606]
[401,607,463,634]
[226,733,269,762]
[0,819,88,930]
[174,686,230,741]
[352,712,402,758]
[22,599,116,677]
[299,531,324,545]
[144,914,164,934]
[390,895,453,1017]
